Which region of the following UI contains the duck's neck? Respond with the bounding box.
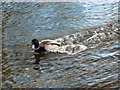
[34,43,39,49]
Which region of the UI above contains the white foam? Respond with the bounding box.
[45,44,87,55]
[78,0,119,4]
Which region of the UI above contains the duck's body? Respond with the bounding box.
[32,39,61,52]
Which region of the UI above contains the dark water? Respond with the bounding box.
[1,2,120,88]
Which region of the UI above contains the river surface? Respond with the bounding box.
[1,1,120,88]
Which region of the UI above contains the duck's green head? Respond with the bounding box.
[31,39,39,48]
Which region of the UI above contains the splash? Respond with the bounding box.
[45,20,118,55]
[45,44,87,55]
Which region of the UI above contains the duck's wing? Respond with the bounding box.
[48,42,61,46]
[39,40,61,46]
[39,40,52,46]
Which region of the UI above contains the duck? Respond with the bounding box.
[31,38,61,52]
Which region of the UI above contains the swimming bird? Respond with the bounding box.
[31,38,61,52]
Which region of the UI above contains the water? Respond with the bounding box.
[2,2,118,45]
[1,1,119,88]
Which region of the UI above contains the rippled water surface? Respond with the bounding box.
[1,1,119,88]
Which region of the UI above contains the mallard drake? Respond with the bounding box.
[31,38,61,52]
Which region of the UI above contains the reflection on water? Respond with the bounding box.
[34,52,46,64]
[2,1,119,88]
